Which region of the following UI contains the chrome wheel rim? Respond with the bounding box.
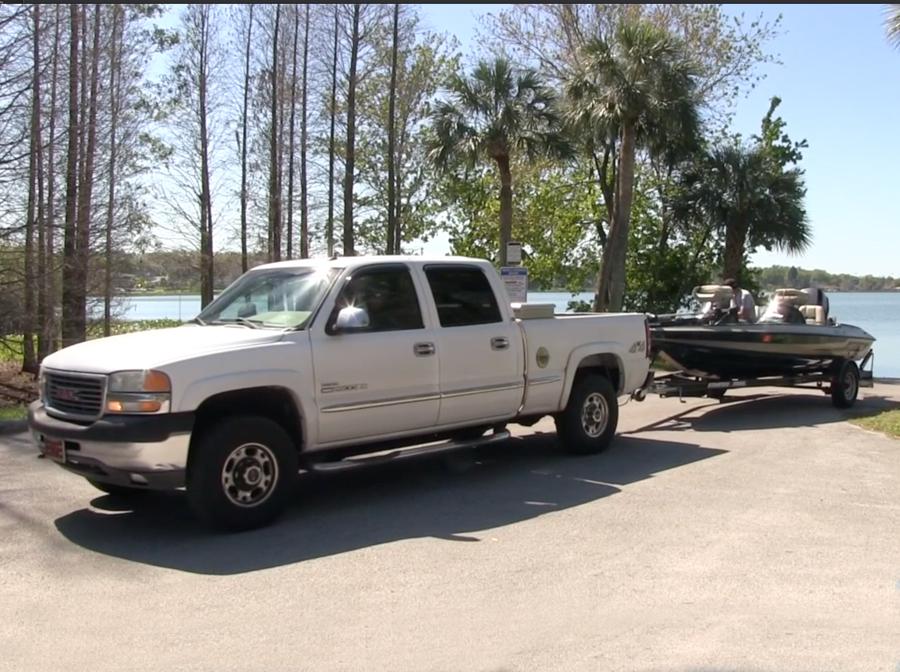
[221,443,279,508]
[581,392,609,438]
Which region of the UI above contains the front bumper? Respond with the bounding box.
[28,402,194,490]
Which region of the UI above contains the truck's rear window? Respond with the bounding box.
[425,266,502,327]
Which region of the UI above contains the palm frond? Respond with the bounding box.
[886,4,900,48]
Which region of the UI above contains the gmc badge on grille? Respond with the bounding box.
[54,387,80,402]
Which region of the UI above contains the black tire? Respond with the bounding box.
[555,374,619,455]
[830,360,860,409]
[706,388,727,401]
[86,478,145,499]
[187,415,299,532]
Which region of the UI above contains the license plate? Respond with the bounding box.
[41,437,66,464]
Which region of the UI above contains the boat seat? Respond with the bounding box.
[799,304,825,325]
[772,288,809,306]
[693,284,733,308]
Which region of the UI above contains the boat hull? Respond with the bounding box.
[650,322,875,379]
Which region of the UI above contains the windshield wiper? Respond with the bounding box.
[234,317,261,329]
[189,317,207,326]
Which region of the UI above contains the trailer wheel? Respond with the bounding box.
[555,374,619,455]
[187,415,298,531]
[830,360,859,409]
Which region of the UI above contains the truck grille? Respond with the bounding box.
[45,372,106,420]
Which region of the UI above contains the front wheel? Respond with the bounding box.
[187,415,299,532]
[831,360,860,409]
[555,374,619,455]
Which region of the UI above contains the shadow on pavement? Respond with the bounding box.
[54,432,723,575]
[625,391,900,434]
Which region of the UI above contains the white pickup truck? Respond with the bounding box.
[29,256,651,530]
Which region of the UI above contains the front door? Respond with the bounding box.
[312,264,440,445]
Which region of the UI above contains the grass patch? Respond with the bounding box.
[87,319,183,338]
[850,409,900,439]
[0,405,26,421]
[0,336,22,363]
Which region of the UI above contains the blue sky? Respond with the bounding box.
[419,4,900,277]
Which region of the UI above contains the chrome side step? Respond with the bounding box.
[305,430,511,473]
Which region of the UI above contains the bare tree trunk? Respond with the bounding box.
[23,3,41,374]
[61,4,79,348]
[198,5,214,308]
[385,3,398,255]
[286,5,298,260]
[342,4,361,256]
[35,3,48,363]
[394,121,407,253]
[239,4,253,273]
[595,122,635,313]
[496,154,513,267]
[73,5,101,340]
[276,12,287,261]
[103,4,121,336]
[299,3,309,259]
[326,5,337,257]
[43,4,61,356]
[723,219,747,281]
[267,3,282,262]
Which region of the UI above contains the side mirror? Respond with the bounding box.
[333,305,370,332]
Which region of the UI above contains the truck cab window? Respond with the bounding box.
[425,266,502,327]
[329,266,424,333]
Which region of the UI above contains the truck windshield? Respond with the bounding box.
[196,266,339,329]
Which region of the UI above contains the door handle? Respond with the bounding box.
[414,342,436,356]
[491,337,510,351]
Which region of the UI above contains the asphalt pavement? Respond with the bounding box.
[1,384,898,672]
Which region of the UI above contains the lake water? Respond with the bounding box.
[109,290,900,378]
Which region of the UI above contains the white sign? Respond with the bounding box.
[501,266,528,303]
[506,241,522,265]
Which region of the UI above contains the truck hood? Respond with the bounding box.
[41,325,286,374]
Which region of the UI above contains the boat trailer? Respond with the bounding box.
[632,351,875,408]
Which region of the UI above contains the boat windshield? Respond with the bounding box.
[196,266,339,329]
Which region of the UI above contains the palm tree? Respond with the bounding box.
[886,5,900,48]
[566,18,699,312]
[428,58,569,266]
[696,142,810,281]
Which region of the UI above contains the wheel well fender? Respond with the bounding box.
[559,346,625,409]
[190,387,305,457]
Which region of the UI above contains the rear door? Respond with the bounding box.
[311,264,440,445]
[424,265,523,425]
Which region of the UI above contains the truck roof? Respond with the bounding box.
[253,255,494,272]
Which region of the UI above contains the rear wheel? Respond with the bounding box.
[555,374,619,455]
[830,360,860,409]
[187,415,299,531]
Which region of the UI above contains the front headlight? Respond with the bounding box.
[106,370,171,414]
